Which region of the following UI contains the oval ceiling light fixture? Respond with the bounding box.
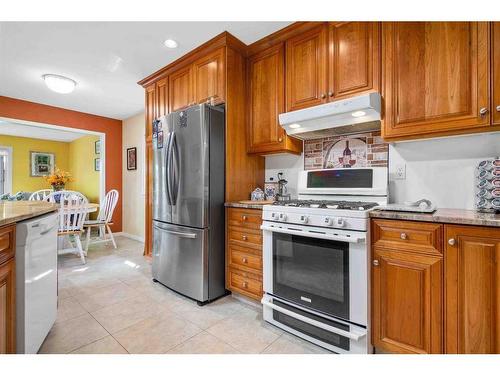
[164,39,178,49]
[42,74,77,94]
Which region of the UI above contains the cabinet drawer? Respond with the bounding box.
[227,208,262,230]
[227,226,262,249]
[228,245,262,273]
[372,219,443,255]
[228,269,263,300]
[0,225,15,265]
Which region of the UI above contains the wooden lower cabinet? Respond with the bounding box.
[445,225,500,354]
[371,247,443,354]
[0,224,15,354]
[226,207,263,301]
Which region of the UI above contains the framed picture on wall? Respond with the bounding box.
[95,140,101,154]
[94,158,101,171]
[30,151,55,177]
[127,147,137,170]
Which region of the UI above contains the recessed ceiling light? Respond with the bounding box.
[164,39,178,49]
[351,111,366,118]
[289,123,301,129]
[42,74,77,94]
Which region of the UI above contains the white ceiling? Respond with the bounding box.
[0,22,291,120]
[0,120,86,142]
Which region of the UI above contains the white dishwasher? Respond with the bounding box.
[16,212,58,354]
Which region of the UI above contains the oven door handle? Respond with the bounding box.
[261,298,366,341]
[260,225,365,244]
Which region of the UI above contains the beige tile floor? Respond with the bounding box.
[39,236,330,354]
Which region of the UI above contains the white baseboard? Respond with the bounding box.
[115,232,145,243]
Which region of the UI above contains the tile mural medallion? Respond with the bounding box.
[304,132,388,171]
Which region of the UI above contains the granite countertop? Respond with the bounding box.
[370,208,500,228]
[0,201,58,227]
[225,202,273,210]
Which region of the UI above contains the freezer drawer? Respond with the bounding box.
[152,221,208,302]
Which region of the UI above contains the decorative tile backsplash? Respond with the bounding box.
[304,132,388,170]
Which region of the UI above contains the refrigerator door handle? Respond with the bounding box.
[153,224,197,239]
[171,133,180,204]
[165,132,173,205]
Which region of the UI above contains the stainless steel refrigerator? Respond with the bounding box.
[152,104,225,304]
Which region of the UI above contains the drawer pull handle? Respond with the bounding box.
[448,238,456,246]
[242,215,247,221]
[242,257,248,263]
[373,260,379,266]
[242,235,248,241]
[400,232,407,240]
[242,281,248,288]
[479,107,489,117]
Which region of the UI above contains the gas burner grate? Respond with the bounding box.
[272,200,379,211]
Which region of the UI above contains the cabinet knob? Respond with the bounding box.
[242,235,248,241]
[242,257,248,264]
[278,137,283,142]
[328,91,334,97]
[373,260,379,266]
[321,93,326,99]
[400,232,407,240]
[448,238,456,246]
[479,107,489,117]
[496,105,500,112]
[242,215,247,221]
[242,281,248,288]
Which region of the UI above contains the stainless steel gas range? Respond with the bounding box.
[261,167,388,354]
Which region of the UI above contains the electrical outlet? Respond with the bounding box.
[394,164,406,180]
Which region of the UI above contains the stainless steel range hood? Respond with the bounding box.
[278,93,381,140]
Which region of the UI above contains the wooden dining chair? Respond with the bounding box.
[29,189,53,201]
[47,191,88,264]
[83,189,119,252]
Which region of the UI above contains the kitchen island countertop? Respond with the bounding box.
[369,208,500,228]
[0,201,58,227]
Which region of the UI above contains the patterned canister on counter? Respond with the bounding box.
[476,157,500,212]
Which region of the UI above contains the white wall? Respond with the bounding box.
[122,112,145,241]
[265,153,303,198]
[388,132,500,209]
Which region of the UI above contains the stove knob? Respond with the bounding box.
[336,218,345,227]
[300,215,309,224]
[323,217,333,226]
[271,212,278,220]
[279,213,287,221]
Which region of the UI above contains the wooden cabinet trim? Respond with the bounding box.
[0,225,15,266]
[492,22,500,125]
[0,257,15,354]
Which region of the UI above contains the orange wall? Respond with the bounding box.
[0,96,123,231]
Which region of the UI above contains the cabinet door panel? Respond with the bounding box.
[493,22,500,125]
[372,248,443,354]
[383,22,490,139]
[445,225,500,354]
[193,48,225,105]
[169,66,193,112]
[156,77,168,118]
[286,26,328,111]
[248,44,285,152]
[0,258,15,354]
[145,83,156,140]
[329,22,380,99]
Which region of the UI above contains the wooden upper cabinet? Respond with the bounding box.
[248,44,302,155]
[169,65,194,112]
[492,22,500,125]
[156,77,168,118]
[145,83,156,140]
[286,25,328,111]
[445,225,500,354]
[329,22,380,100]
[193,47,226,105]
[382,22,490,140]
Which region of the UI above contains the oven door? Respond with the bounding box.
[261,221,368,326]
